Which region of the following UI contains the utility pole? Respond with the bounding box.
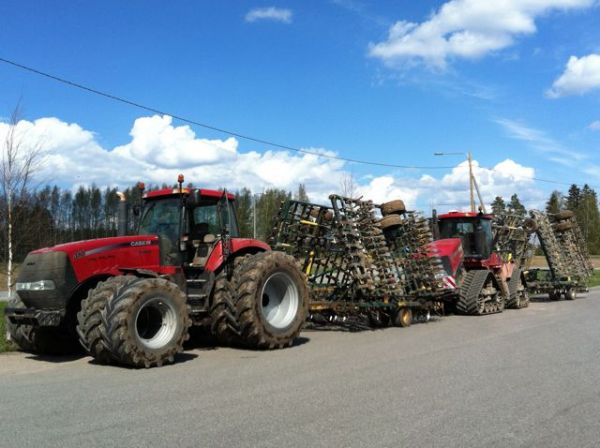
[467,151,475,213]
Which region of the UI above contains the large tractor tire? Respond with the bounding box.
[99,278,191,368]
[209,271,239,345]
[76,275,137,363]
[231,251,309,349]
[5,296,80,355]
[456,270,504,315]
[506,268,529,309]
[381,200,406,216]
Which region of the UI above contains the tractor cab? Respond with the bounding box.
[437,211,494,261]
[138,185,239,269]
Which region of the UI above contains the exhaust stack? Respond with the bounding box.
[117,192,128,237]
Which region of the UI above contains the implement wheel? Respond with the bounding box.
[381,199,406,216]
[379,214,403,231]
[394,308,412,327]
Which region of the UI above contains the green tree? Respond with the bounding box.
[295,183,309,202]
[507,194,526,218]
[545,191,562,215]
[566,184,581,212]
[491,196,506,216]
[256,188,290,241]
[235,188,253,238]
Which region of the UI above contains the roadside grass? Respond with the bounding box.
[588,270,600,288]
[0,302,15,353]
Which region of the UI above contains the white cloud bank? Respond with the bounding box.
[369,0,594,69]
[0,114,542,210]
[245,7,292,23]
[589,120,600,131]
[547,54,600,98]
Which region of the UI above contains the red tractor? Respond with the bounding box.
[429,211,529,315]
[5,177,309,367]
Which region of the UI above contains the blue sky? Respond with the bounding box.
[1,1,600,211]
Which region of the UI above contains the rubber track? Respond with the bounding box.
[76,275,137,363]
[99,278,191,368]
[456,270,502,315]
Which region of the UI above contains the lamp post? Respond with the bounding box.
[434,151,486,213]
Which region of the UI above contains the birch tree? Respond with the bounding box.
[0,106,42,295]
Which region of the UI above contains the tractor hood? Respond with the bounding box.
[28,235,162,287]
[428,238,463,277]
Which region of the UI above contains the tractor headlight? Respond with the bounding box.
[16,280,56,291]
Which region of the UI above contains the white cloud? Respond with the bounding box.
[369,0,594,69]
[0,115,345,200]
[245,7,292,23]
[547,54,600,98]
[0,115,544,212]
[495,117,585,164]
[589,120,600,131]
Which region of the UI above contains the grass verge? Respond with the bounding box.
[587,270,600,288]
[0,302,15,353]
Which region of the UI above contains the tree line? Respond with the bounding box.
[490,185,600,254]
[0,182,310,264]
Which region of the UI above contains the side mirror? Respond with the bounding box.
[132,205,141,217]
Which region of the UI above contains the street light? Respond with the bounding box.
[434,151,486,213]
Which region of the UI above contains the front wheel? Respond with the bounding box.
[99,278,191,368]
[232,251,309,349]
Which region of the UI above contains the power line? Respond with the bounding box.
[0,56,454,170]
[1,56,597,190]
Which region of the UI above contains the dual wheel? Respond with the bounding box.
[78,251,308,367]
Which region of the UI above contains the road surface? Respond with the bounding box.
[1,291,600,448]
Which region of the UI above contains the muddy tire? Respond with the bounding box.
[100,278,191,368]
[381,199,406,216]
[232,251,308,349]
[77,275,137,363]
[394,308,412,327]
[209,271,239,345]
[379,214,403,231]
[6,297,79,355]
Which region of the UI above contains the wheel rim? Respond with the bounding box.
[260,272,299,330]
[135,297,178,350]
[400,309,411,326]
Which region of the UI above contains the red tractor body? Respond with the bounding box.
[429,211,525,314]
[6,181,308,367]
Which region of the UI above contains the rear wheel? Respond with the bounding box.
[99,278,191,368]
[231,252,308,349]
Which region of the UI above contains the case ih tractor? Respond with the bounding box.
[5,176,308,367]
[429,210,532,315]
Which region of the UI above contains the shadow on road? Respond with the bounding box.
[25,353,87,363]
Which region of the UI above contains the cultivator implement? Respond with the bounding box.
[270,196,444,328]
[528,210,591,299]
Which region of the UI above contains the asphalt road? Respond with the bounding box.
[2,292,600,448]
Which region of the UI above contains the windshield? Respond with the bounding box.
[192,199,239,237]
[438,217,493,258]
[139,198,181,239]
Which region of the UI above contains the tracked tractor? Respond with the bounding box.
[5,176,308,367]
[429,210,533,315]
